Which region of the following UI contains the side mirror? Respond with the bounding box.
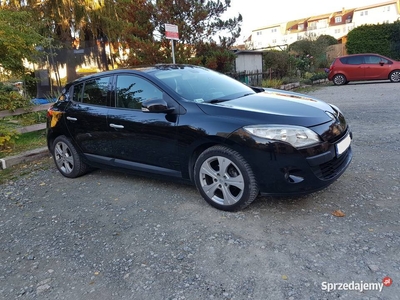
[141,99,175,113]
[379,61,385,66]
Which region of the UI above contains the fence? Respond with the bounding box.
[0,103,53,133]
[227,70,266,86]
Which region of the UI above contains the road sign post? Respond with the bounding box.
[165,24,179,64]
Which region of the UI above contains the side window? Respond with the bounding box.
[115,75,163,109]
[364,55,382,64]
[380,57,390,64]
[81,76,111,106]
[72,83,84,102]
[346,56,364,65]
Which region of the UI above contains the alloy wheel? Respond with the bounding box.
[54,141,74,174]
[333,74,347,85]
[390,71,400,83]
[199,155,245,206]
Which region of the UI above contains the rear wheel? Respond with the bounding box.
[333,74,347,85]
[52,136,87,178]
[194,146,258,211]
[389,70,400,83]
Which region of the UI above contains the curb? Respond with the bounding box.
[0,147,49,170]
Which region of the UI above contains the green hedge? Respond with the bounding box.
[346,22,400,60]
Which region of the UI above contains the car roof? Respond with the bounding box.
[338,53,387,58]
[64,64,204,88]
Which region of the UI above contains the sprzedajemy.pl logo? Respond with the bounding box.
[322,277,393,293]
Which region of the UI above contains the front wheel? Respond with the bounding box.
[194,146,258,211]
[389,70,400,83]
[333,74,347,85]
[52,135,88,178]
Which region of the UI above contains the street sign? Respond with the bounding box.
[165,24,179,40]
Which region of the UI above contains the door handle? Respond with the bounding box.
[110,123,124,129]
[66,116,77,121]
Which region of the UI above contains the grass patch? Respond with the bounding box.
[0,156,52,185]
[0,130,46,159]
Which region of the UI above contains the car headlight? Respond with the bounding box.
[243,125,321,148]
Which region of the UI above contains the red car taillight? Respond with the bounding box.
[47,108,54,118]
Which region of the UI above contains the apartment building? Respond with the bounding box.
[249,0,400,50]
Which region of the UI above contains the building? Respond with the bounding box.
[248,0,400,51]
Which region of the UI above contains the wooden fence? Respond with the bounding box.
[0,103,53,133]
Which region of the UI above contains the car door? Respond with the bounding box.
[343,55,365,80]
[107,73,181,175]
[364,55,391,80]
[64,76,113,157]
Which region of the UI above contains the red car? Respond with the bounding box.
[328,53,400,85]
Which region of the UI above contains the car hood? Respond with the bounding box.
[198,90,334,127]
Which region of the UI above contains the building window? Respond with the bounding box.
[365,10,368,15]
[335,16,342,23]
[360,12,363,16]
[272,39,277,44]
[256,31,262,36]
[298,24,304,30]
[271,28,277,33]
[309,21,317,30]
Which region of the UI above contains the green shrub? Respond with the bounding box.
[281,77,301,84]
[310,72,328,82]
[0,88,32,111]
[0,123,19,151]
[262,79,283,89]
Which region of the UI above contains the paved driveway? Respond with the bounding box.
[1,81,399,299]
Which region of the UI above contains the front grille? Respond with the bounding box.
[311,147,352,180]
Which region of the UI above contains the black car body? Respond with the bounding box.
[47,64,352,211]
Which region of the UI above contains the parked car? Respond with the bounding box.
[328,53,400,85]
[47,64,352,211]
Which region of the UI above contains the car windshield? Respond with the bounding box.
[152,66,255,103]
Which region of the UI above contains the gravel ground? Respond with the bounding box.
[1,81,399,300]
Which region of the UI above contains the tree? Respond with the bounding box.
[194,41,236,73]
[33,0,128,81]
[152,0,241,47]
[0,9,46,77]
[289,34,337,73]
[263,50,295,78]
[123,0,242,70]
[1,0,243,83]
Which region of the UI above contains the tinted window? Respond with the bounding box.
[72,83,84,102]
[115,75,163,109]
[81,77,111,106]
[364,55,390,64]
[341,55,364,65]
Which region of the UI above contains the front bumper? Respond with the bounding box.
[228,128,353,196]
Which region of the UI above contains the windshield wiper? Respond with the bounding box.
[209,92,254,104]
[238,92,255,98]
[209,99,229,104]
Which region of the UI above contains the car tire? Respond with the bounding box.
[333,74,347,85]
[194,145,259,211]
[389,70,400,83]
[52,135,88,178]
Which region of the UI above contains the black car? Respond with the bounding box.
[47,64,352,211]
